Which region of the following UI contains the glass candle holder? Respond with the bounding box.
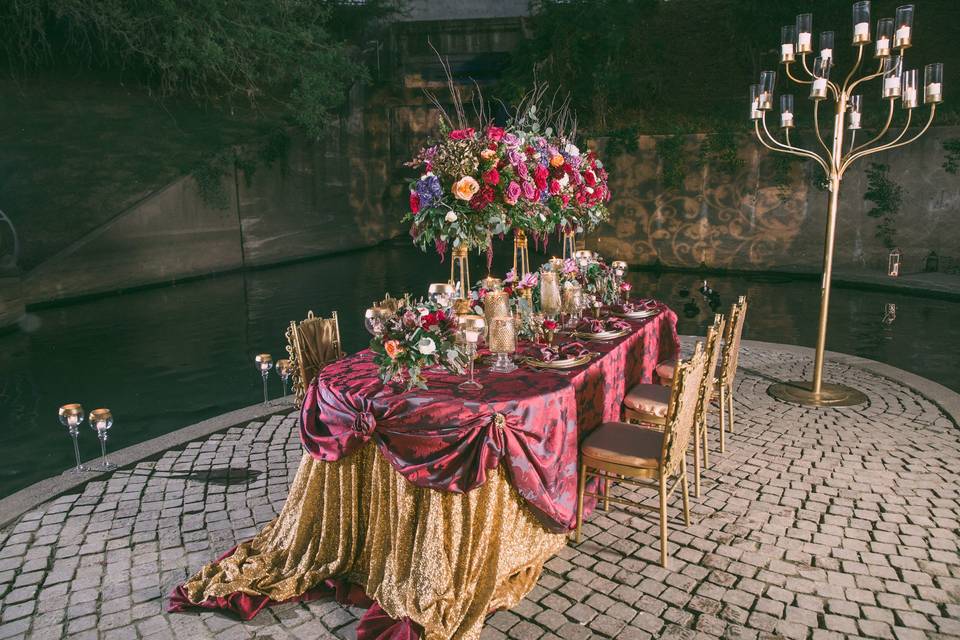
[548,257,564,273]
[795,14,813,53]
[255,353,273,405]
[809,58,830,100]
[428,283,456,309]
[848,95,863,129]
[852,1,872,45]
[749,84,762,120]
[758,71,776,109]
[781,25,796,63]
[901,69,919,108]
[780,94,795,128]
[894,4,914,49]
[562,283,583,327]
[481,276,502,292]
[573,249,595,267]
[276,358,293,396]
[88,408,117,472]
[488,316,518,374]
[539,270,562,320]
[925,63,943,104]
[58,403,88,473]
[819,31,834,63]
[882,56,903,99]
[876,18,894,57]
[457,315,485,391]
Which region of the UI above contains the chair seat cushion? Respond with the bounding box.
[582,421,664,468]
[623,383,671,417]
[655,359,676,381]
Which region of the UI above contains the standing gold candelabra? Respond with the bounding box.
[753,1,942,407]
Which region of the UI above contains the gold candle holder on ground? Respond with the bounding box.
[450,246,471,300]
[488,315,518,373]
[540,270,562,319]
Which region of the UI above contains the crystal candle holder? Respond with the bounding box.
[458,315,485,391]
[481,276,502,292]
[277,358,293,396]
[88,408,117,472]
[488,316,517,373]
[255,353,273,405]
[540,270,562,320]
[58,403,88,473]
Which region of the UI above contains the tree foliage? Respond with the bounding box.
[0,0,387,138]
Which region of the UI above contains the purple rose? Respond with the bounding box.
[504,181,522,206]
[508,150,524,167]
[522,181,537,202]
[519,271,539,289]
[502,133,520,147]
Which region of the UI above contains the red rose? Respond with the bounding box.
[409,191,420,213]
[483,168,500,186]
[561,194,571,206]
[525,146,536,156]
[488,142,498,150]
[449,128,475,140]
[469,186,496,210]
[486,126,505,141]
[584,170,597,187]
[534,165,549,190]
[421,311,443,329]
[549,179,561,195]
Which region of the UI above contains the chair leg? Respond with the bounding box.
[727,384,735,433]
[718,385,726,454]
[702,414,710,469]
[658,473,669,568]
[692,424,702,499]
[680,459,691,527]
[575,462,587,543]
[602,477,610,511]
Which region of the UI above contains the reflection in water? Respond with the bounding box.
[1,240,958,497]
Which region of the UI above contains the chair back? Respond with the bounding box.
[697,313,726,424]
[719,295,748,387]
[285,310,343,407]
[661,341,707,474]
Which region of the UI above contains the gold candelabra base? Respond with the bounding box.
[767,380,867,407]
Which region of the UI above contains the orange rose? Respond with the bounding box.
[480,148,497,162]
[452,176,481,201]
[550,154,565,168]
[384,340,403,359]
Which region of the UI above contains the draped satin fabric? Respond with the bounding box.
[174,446,567,640]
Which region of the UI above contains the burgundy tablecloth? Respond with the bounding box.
[301,305,679,533]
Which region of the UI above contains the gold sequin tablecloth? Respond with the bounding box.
[180,444,568,640]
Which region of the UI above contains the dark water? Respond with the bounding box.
[1,240,958,498]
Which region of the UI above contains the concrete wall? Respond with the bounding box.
[590,126,960,274]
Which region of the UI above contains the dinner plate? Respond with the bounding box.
[523,353,593,369]
[572,328,631,341]
[610,307,660,320]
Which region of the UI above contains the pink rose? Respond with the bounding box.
[504,181,521,206]
[483,168,500,186]
[549,179,562,195]
[486,126,505,141]
[522,181,538,201]
[449,128,475,140]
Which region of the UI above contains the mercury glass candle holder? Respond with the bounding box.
[540,270,562,320]
[483,290,510,341]
[457,315,485,391]
[276,358,293,396]
[562,283,584,327]
[488,316,518,374]
[58,403,88,473]
[364,306,390,336]
[87,408,117,471]
[255,353,273,405]
[428,283,456,309]
[573,249,595,267]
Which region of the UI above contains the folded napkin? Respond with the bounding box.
[576,318,631,333]
[538,341,590,362]
[620,298,659,313]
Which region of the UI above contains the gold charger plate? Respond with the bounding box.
[610,307,660,320]
[571,328,631,341]
[522,353,593,370]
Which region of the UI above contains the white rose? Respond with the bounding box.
[445,211,458,223]
[417,337,437,355]
[559,174,569,187]
[565,143,580,157]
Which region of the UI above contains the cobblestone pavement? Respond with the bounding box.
[1,343,958,640]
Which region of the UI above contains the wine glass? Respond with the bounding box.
[457,315,485,391]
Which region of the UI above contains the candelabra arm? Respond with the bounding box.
[785,62,813,85]
[842,45,865,94]
[848,59,887,94]
[812,100,836,165]
[755,118,830,175]
[841,106,933,175]
[851,99,895,154]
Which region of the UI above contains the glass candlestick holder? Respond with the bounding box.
[488,315,518,373]
[88,408,117,471]
[255,354,273,404]
[276,358,293,396]
[457,315,485,391]
[58,403,88,473]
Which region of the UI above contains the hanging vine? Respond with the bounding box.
[863,162,903,249]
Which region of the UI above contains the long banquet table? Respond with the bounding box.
[170,304,679,640]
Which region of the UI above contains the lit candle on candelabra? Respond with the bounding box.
[819,31,834,63]
[882,56,903,99]
[925,63,943,103]
[848,95,863,129]
[894,4,914,48]
[796,14,813,52]
[749,84,762,120]
[781,25,796,63]
[809,58,829,100]
[852,1,871,44]
[780,94,795,128]
[901,69,919,108]
[876,18,893,57]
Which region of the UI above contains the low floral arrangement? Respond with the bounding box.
[370,301,466,390]
[577,260,620,306]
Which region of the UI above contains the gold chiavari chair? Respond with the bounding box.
[716,295,748,452]
[285,311,344,408]
[575,342,707,568]
[621,314,724,498]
